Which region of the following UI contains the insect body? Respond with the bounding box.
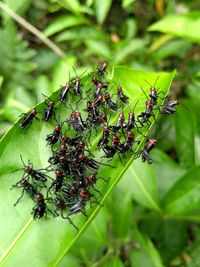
[46,124,62,146]
[32,193,47,219]
[19,109,38,129]
[137,138,157,164]
[117,86,129,104]
[159,100,179,115]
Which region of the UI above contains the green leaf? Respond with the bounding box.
[175,104,195,169]
[55,26,105,42]
[44,15,87,37]
[131,228,164,267]
[123,158,161,212]
[84,40,111,58]
[152,149,186,199]
[0,66,175,266]
[150,39,191,61]
[148,12,200,44]
[113,39,146,64]
[0,76,3,89]
[162,165,200,215]
[140,218,187,264]
[94,0,112,25]
[56,0,81,14]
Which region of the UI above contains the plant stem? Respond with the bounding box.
[0,2,66,58]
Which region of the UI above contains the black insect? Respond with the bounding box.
[47,170,65,194]
[60,133,81,147]
[159,99,179,115]
[42,94,56,121]
[117,86,129,104]
[94,82,104,97]
[68,112,88,133]
[119,132,140,154]
[91,76,109,89]
[137,138,157,164]
[97,62,108,77]
[11,178,39,206]
[137,100,155,127]
[13,155,51,185]
[104,92,118,111]
[19,109,39,129]
[32,193,47,219]
[102,136,121,158]
[59,82,71,102]
[71,68,87,98]
[112,113,125,132]
[144,76,164,105]
[48,195,69,218]
[46,124,62,146]
[66,200,87,231]
[98,126,110,148]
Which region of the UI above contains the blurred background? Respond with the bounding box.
[0,0,200,266]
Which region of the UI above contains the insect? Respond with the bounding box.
[68,112,88,133]
[98,126,110,148]
[144,76,164,105]
[137,138,157,164]
[117,86,129,104]
[71,68,87,99]
[119,132,140,154]
[13,155,51,185]
[97,62,108,77]
[124,100,139,131]
[94,82,104,97]
[104,92,118,111]
[102,136,121,159]
[47,195,69,218]
[47,170,65,194]
[46,123,62,146]
[65,199,87,231]
[59,83,71,103]
[42,94,56,121]
[19,109,39,129]
[137,100,155,127]
[159,99,179,115]
[32,193,47,219]
[111,113,125,133]
[11,178,39,206]
[60,134,81,147]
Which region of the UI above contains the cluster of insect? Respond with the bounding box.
[11,62,179,231]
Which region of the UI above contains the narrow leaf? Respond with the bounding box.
[162,165,200,215]
[148,12,200,44]
[44,15,87,37]
[94,0,112,25]
[0,66,175,266]
[175,104,195,168]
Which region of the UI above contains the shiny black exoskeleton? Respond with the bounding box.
[19,109,39,129]
[46,124,62,146]
[137,138,157,164]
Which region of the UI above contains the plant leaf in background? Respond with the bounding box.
[123,159,161,212]
[148,12,200,44]
[0,66,175,266]
[56,0,81,14]
[94,0,113,25]
[175,104,195,169]
[162,165,200,215]
[44,15,88,37]
[131,228,164,267]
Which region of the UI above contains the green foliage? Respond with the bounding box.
[148,12,200,44]
[0,0,200,266]
[0,67,174,266]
